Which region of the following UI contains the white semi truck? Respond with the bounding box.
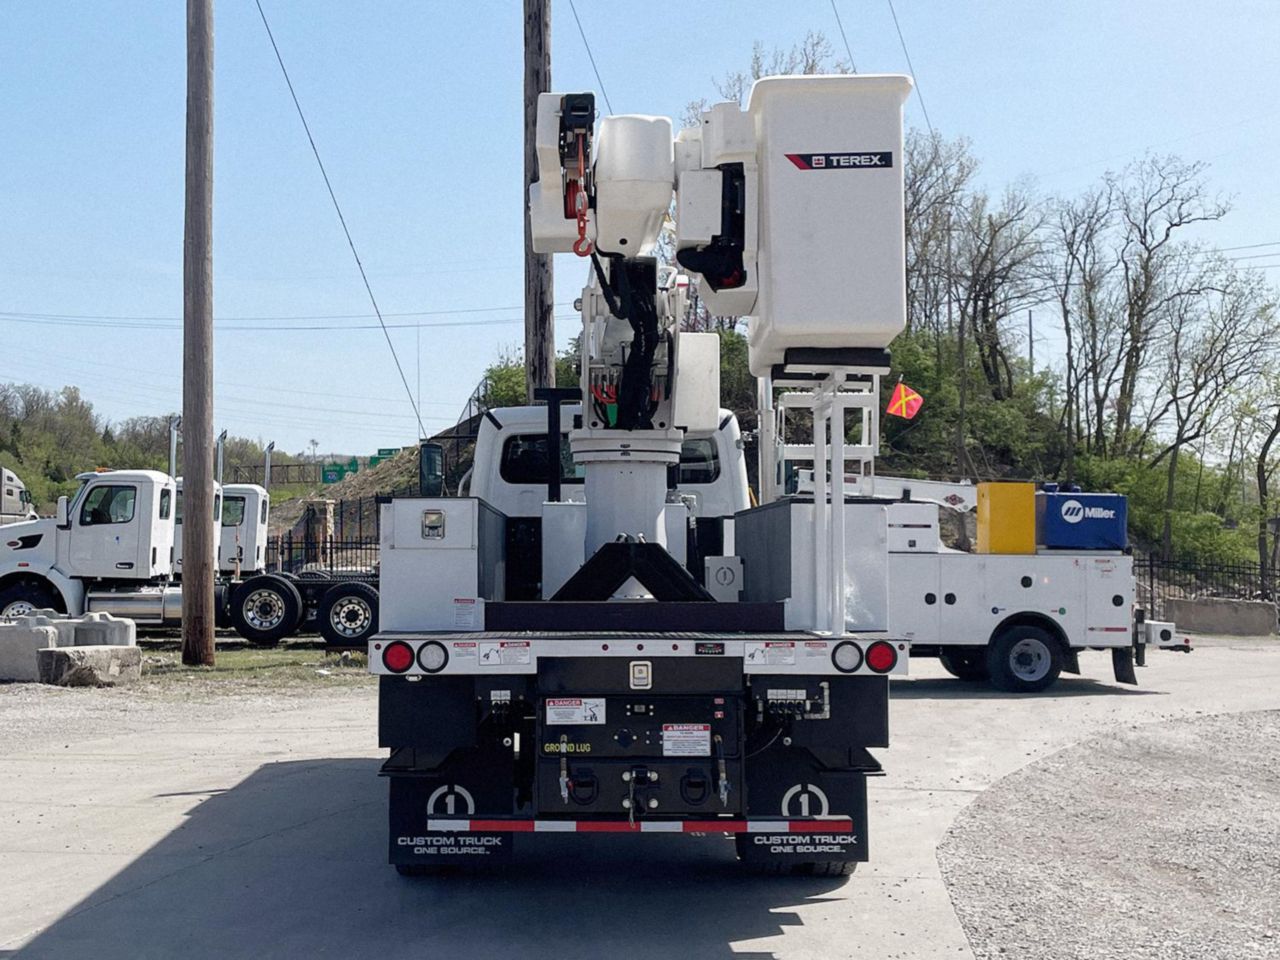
[0,468,381,647]
[1,465,38,526]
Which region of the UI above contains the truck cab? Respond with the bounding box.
[173,477,222,576]
[463,404,750,598]
[0,469,177,618]
[220,483,269,575]
[1,466,38,526]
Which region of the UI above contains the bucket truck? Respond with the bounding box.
[370,74,915,875]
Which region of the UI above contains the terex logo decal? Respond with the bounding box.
[1060,499,1116,524]
[786,151,893,170]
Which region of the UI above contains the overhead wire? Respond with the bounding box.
[829,0,859,73]
[567,0,613,113]
[252,0,427,438]
[885,0,934,138]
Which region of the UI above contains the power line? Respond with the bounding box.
[0,303,572,323]
[885,0,934,138]
[1220,240,1280,253]
[0,313,576,333]
[566,0,613,114]
[252,0,427,438]
[829,0,859,73]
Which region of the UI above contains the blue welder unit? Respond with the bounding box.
[1036,484,1128,550]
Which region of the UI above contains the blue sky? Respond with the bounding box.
[2,1,1277,455]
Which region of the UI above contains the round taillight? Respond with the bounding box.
[418,641,448,673]
[865,641,898,673]
[382,640,415,673]
[832,641,863,673]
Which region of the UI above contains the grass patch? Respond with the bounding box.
[139,644,373,690]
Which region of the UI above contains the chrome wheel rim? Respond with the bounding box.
[330,597,371,638]
[2,599,36,619]
[1009,637,1052,682]
[244,589,286,631]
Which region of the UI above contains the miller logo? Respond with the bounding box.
[1060,499,1116,524]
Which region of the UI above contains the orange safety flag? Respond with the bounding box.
[886,381,924,420]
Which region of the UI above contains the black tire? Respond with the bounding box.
[0,579,60,620]
[231,575,303,645]
[986,624,1062,693]
[938,647,990,681]
[317,581,379,648]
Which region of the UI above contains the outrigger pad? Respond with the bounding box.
[551,541,716,602]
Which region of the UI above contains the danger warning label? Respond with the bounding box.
[662,723,711,756]
[545,697,605,725]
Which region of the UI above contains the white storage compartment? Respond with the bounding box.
[886,501,940,553]
[745,75,913,375]
[380,499,505,631]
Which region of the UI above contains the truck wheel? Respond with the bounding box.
[0,580,59,619]
[986,625,1062,693]
[231,575,303,645]
[939,647,989,682]
[317,582,379,648]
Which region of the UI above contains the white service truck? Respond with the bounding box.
[0,468,381,647]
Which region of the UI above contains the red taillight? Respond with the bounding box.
[382,640,415,673]
[865,641,898,673]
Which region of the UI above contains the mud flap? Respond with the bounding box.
[1061,647,1081,675]
[739,754,869,867]
[387,747,516,865]
[1111,645,1137,685]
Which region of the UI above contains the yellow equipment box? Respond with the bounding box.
[976,482,1037,554]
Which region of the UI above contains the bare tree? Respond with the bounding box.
[1146,269,1276,558]
[950,183,1045,401]
[1109,155,1229,454]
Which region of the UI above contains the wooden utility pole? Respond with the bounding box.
[524,0,555,400]
[181,0,216,666]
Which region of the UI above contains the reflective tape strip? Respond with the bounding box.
[532,820,577,833]
[422,818,855,833]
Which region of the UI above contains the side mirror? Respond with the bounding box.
[419,442,446,497]
[56,496,70,529]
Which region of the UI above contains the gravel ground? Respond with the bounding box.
[938,709,1280,960]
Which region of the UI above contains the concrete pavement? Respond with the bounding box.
[2,636,1278,959]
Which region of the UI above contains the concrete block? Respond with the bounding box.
[1165,597,1276,637]
[71,612,136,647]
[9,610,78,646]
[37,646,142,687]
[0,622,60,682]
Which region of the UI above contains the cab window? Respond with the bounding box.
[159,489,172,520]
[175,490,184,524]
[80,485,137,525]
[499,434,583,485]
[223,496,246,527]
[677,438,720,485]
[260,499,269,524]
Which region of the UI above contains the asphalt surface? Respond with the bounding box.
[1,635,1278,959]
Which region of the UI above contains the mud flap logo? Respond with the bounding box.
[752,834,857,855]
[781,783,830,817]
[426,784,475,816]
[398,834,504,857]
